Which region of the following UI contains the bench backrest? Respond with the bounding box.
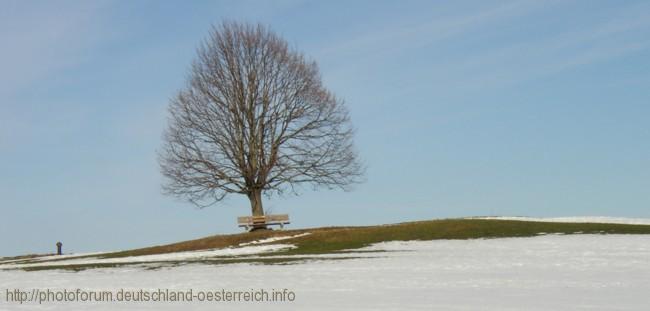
[265,214,289,222]
[237,214,289,224]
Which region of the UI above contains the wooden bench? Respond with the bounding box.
[237,214,290,231]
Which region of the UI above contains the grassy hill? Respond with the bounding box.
[5,218,650,271]
[106,218,650,257]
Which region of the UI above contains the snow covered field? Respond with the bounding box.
[0,233,313,269]
[473,216,650,225]
[2,234,650,310]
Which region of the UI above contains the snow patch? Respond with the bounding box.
[472,216,650,225]
[238,232,311,246]
[0,252,107,265]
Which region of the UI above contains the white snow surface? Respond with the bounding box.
[472,216,650,225]
[2,234,650,310]
[0,244,294,269]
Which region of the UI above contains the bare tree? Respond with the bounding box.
[160,22,363,217]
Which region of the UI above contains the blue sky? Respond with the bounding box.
[1,0,649,256]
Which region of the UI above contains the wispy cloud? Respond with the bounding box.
[0,1,113,150]
[0,1,112,98]
[434,3,650,91]
[314,0,650,97]
[314,0,549,61]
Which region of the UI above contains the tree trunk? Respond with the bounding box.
[248,189,266,231]
[248,189,264,216]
